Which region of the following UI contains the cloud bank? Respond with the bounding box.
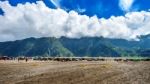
[119,0,134,11]
[0,1,150,42]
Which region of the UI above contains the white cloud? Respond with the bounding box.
[75,5,86,13]
[119,0,134,11]
[0,1,150,42]
[50,0,61,8]
[76,8,86,13]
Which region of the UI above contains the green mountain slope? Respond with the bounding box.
[59,37,120,57]
[0,37,73,57]
[0,35,150,57]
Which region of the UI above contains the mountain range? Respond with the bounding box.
[0,35,150,57]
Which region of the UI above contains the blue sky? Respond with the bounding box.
[1,0,150,18]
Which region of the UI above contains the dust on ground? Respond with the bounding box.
[0,60,149,84]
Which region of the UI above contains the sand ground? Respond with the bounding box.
[0,60,149,84]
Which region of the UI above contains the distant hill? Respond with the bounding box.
[59,37,120,57]
[0,37,73,57]
[0,35,150,57]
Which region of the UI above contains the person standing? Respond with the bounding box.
[25,57,28,62]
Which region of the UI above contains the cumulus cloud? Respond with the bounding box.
[0,1,150,42]
[119,0,134,11]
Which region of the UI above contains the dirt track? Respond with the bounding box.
[0,60,149,84]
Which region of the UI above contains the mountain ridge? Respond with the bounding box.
[0,35,150,57]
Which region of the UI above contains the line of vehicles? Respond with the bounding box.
[0,56,150,62]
